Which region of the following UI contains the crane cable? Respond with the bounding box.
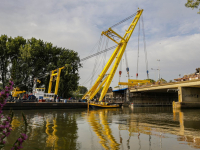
[141,14,149,79]
[110,12,137,28]
[135,14,149,79]
[89,36,109,89]
[136,18,140,79]
[119,59,122,83]
[81,35,104,86]
[90,35,103,88]
[124,49,129,80]
[80,44,118,86]
[102,37,109,70]
[88,35,110,88]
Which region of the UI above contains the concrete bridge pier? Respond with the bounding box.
[173,86,200,109]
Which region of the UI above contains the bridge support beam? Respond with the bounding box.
[174,87,200,109]
[178,87,183,102]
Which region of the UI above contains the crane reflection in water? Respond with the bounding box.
[87,109,120,150]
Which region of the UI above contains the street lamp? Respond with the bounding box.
[157,59,160,80]
[151,68,158,81]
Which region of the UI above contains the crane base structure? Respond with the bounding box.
[89,102,122,109]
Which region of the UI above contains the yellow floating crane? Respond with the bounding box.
[82,8,143,107]
[48,64,71,95]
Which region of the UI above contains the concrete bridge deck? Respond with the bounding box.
[129,79,200,109]
[130,79,200,93]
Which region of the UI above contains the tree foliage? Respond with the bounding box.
[145,79,156,84]
[0,35,81,98]
[78,86,88,94]
[71,86,88,99]
[185,0,200,14]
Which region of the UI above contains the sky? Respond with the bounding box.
[0,0,200,89]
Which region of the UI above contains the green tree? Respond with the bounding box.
[8,36,26,88]
[158,78,167,84]
[56,49,81,98]
[145,79,156,84]
[72,86,88,99]
[0,35,81,97]
[185,0,200,14]
[0,35,9,88]
[78,86,88,94]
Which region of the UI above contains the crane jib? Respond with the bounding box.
[82,9,143,102]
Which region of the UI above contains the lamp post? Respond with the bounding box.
[151,68,158,81]
[157,59,160,80]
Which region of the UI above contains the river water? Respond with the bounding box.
[3,107,200,150]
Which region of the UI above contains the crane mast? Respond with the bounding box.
[82,9,143,102]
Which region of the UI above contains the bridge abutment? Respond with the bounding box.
[174,87,200,109]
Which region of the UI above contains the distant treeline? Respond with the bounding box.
[0,34,81,98]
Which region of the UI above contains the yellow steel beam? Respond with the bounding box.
[48,65,70,94]
[108,28,127,42]
[54,68,62,95]
[52,73,57,76]
[48,70,54,93]
[128,79,150,83]
[89,76,108,100]
[118,82,138,86]
[82,76,108,100]
[101,31,119,44]
[99,9,143,102]
[82,45,121,100]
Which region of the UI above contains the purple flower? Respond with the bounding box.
[18,138,23,143]
[7,116,11,121]
[17,145,23,149]
[9,81,14,87]
[0,125,5,129]
[6,93,9,97]
[21,133,28,140]
[5,124,9,128]
[0,91,5,95]
[7,131,11,135]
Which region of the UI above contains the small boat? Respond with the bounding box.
[89,102,121,109]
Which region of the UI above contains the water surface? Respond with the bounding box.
[3,107,200,150]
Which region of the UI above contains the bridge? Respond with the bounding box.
[129,79,200,109]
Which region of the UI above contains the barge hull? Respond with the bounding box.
[3,102,88,110]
